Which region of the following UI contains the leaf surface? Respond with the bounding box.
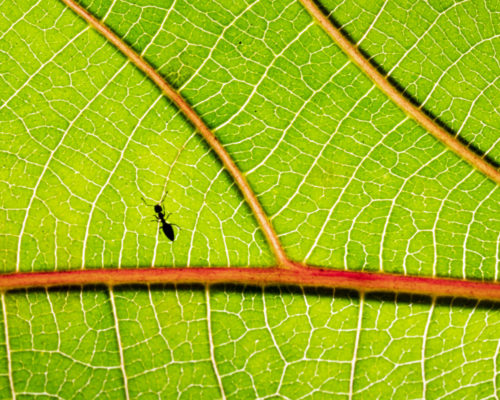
[0,0,499,397]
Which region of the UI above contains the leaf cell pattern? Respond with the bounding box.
[0,0,499,398]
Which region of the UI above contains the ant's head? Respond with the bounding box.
[154,204,163,213]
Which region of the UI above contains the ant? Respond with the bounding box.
[142,192,178,241]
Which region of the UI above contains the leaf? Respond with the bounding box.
[0,0,499,398]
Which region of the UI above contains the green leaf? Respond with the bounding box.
[1,0,499,398]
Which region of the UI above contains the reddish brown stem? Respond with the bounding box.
[299,0,500,185]
[59,0,289,266]
[3,266,500,301]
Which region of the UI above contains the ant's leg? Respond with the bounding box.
[170,224,181,238]
[170,223,181,231]
[163,213,181,232]
[164,214,180,227]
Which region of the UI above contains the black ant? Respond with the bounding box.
[142,193,178,241]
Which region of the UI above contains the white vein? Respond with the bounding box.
[214,16,314,132]
[45,288,61,351]
[15,45,129,271]
[187,167,226,267]
[147,285,171,356]
[0,25,90,111]
[377,147,447,274]
[109,288,130,400]
[179,0,259,91]
[385,0,468,77]
[421,297,435,398]
[0,0,43,41]
[462,182,497,278]
[496,231,500,282]
[494,325,500,400]
[349,292,364,400]
[1,293,15,399]
[205,285,226,399]
[356,0,389,45]
[81,93,164,268]
[303,85,378,262]
[421,38,499,112]
[246,59,349,177]
[429,168,477,277]
[101,0,118,22]
[454,75,500,143]
[262,287,287,395]
[140,0,178,56]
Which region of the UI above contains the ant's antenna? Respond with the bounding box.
[159,189,168,205]
[158,138,188,205]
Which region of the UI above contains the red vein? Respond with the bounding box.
[41,0,500,302]
[299,0,500,185]
[3,266,500,301]
[58,0,289,266]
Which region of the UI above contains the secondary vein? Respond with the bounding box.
[59,0,289,266]
[299,0,500,185]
